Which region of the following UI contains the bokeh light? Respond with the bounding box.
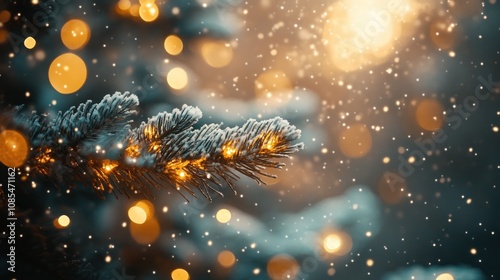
[24,36,36,49]
[415,99,444,131]
[164,35,183,55]
[322,0,420,71]
[217,250,236,268]
[0,10,11,23]
[167,67,188,91]
[171,268,190,280]
[61,19,91,50]
[267,254,300,280]
[436,273,455,280]
[135,200,154,218]
[429,17,457,50]
[129,217,160,244]
[377,172,408,204]
[255,70,293,106]
[139,2,159,22]
[0,130,29,168]
[338,123,372,158]
[200,40,234,68]
[128,205,147,224]
[216,208,232,223]
[48,53,87,94]
[322,231,352,256]
[58,215,71,227]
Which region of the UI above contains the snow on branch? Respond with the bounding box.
[12,92,303,199]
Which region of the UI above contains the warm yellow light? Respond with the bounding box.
[216,208,232,223]
[61,19,91,50]
[128,206,147,224]
[48,53,87,94]
[416,99,444,131]
[0,29,8,44]
[255,70,293,106]
[139,2,159,22]
[366,259,374,267]
[338,123,372,158]
[436,273,455,280]
[218,250,236,268]
[323,234,342,253]
[171,268,190,280]
[267,254,300,280]
[322,231,352,256]
[24,36,36,49]
[164,35,183,55]
[0,130,29,168]
[129,217,160,244]
[135,200,154,218]
[4,134,27,166]
[200,40,233,68]
[117,0,131,11]
[102,160,118,172]
[0,10,11,23]
[129,4,140,17]
[322,0,421,71]
[263,136,279,151]
[222,144,237,159]
[167,67,188,90]
[57,215,71,227]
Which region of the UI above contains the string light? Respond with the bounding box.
[222,144,237,159]
[102,160,118,172]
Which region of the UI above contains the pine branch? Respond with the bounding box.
[10,92,303,199]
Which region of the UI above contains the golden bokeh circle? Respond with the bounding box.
[338,123,372,158]
[48,53,87,94]
[0,130,29,168]
[61,19,91,50]
[415,98,444,131]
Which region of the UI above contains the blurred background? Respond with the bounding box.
[0,0,499,279]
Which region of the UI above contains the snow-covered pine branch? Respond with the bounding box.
[12,92,303,199]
